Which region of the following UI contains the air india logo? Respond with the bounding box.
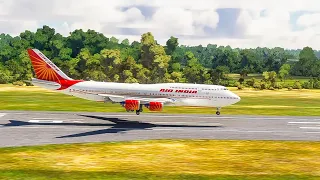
[29,54,61,82]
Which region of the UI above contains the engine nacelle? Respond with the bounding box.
[123,99,140,111]
[145,101,163,111]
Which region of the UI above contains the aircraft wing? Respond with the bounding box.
[97,94,176,105]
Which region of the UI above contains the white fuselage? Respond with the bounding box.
[40,80,241,108]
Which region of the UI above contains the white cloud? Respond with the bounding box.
[297,13,320,27]
[0,20,38,36]
[125,7,146,22]
[151,7,195,36]
[241,9,291,37]
[0,1,13,15]
[193,10,219,29]
[144,0,320,11]
[1,0,320,49]
[115,7,219,37]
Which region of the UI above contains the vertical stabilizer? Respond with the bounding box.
[27,49,73,83]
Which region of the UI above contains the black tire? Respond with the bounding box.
[216,111,220,115]
[136,110,140,115]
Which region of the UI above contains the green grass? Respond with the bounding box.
[0,140,319,180]
[227,73,310,85]
[1,85,320,179]
[2,85,320,116]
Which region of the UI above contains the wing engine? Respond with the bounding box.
[145,101,163,112]
[121,99,140,111]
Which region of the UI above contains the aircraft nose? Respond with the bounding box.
[231,92,241,103]
[236,95,241,102]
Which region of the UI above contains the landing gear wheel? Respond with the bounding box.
[216,107,221,116]
[136,110,140,115]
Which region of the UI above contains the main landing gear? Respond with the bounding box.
[216,107,221,115]
[135,104,143,115]
[136,110,140,115]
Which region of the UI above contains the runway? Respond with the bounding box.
[0,111,319,147]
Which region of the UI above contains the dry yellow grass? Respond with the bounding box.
[230,87,320,99]
[1,140,320,176]
[0,85,48,92]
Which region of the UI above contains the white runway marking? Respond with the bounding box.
[28,120,63,123]
[299,127,320,130]
[0,113,7,118]
[288,122,320,124]
[73,121,83,123]
[32,118,84,121]
[151,128,186,131]
[32,118,62,120]
[153,122,223,126]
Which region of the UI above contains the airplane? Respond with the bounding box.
[27,49,241,115]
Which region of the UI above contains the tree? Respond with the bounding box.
[279,64,291,83]
[183,51,207,83]
[34,25,55,51]
[239,49,263,73]
[165,36,179,55]
[240,67,249,78]
[2,24,320,89]
[121,39,130,46]
[262,71,277,87]
[83,29,109,54]
[84,53,106,81]
[139,32,171,83]
[292,47,317,76]
[70,48,91,79]
[140,32,156,69]
[67,29,86,57]
[100,49,122,82]
[209,66,230,85]
[0,65,12,84]
[110,36,119,44]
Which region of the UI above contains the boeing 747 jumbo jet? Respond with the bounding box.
[27,49,241,115]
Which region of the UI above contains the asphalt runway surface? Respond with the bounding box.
[0,111,319,147]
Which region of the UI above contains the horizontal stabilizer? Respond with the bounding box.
[31,78,61,90]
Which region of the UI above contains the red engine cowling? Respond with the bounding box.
[124,100,140,111]
[147,101,163,111]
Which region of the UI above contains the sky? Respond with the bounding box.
[1,0,320,50]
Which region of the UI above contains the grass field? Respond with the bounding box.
[0,140,319,180]
[1,84,320,116]
[227,73,310,85]
[1,85,320,180]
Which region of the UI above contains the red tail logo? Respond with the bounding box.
[27,49,83,90]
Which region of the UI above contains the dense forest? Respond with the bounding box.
[1,25,320,89]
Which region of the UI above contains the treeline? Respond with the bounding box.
[1,25,320,88]
[236,71,320,90]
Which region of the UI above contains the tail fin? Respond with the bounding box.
[27,49,73,82]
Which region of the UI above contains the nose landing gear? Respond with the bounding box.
[216,107,221,115]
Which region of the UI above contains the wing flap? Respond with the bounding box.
[98,94,175,104]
